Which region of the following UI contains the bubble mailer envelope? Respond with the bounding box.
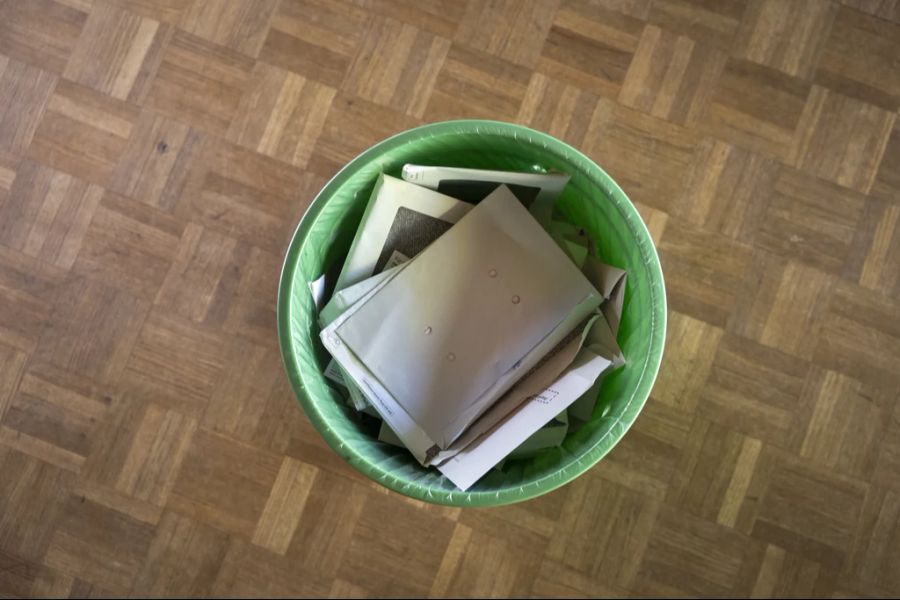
[321,185,602,457]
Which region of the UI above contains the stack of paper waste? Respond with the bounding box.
[311,165,626,490]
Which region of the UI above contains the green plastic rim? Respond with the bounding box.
[277,120,666,507]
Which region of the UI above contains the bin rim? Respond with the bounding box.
[277,119,667,506]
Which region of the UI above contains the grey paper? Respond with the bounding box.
[323,185,602,451]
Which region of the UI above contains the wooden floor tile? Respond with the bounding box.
[815,5,900,111]
[178,0,279,58]
[748,543,838,598]
[117,313,229,417]
[871,119,900,202]
[619,25,726,126]
[338,491,456,597]
[798,368,892,480]
[846,486,900,595]
[259,0,368,89]
[33,277,149,385]
[698,333,811,449]
[26,80,140,186]
[144,30,254,137]
[312,92,419,177]
[212,538,334,597]
[750,454,868,568]
[703,57,811,162]
[537,0,643,99]
[72,191,183,300]
[728,252,833,359]
[0,362,109,473]
[546,476,659,587]
[0,161,102,270]
[872,404,900,493]
[0,58,57,155]
[666,417,763,524]
[585,100,699,211]
[753,165,868,275]
[424,44,531,122]
[63,2,163,101]
[813,279,900,388]
[168,429,281,538]
[674,139,776,239]
[0,0,88,74]
[589,398,693,501]
[733,0,837,79]
[81,398,196,509]
[228,63,335,167]
[344,17,449,119]
[647,0,747,50]
[182,139,315,253]
[0,449,73,562]
[657,220,753,326]
[0,248,67,353]
[793,85,896,194]
[133,510,230,597]
[517,73,600,149]
[44,494,155,594]
[108,110,202,211]
[652,311,723,412]
[455,0,560,69]
[633,504,762,597]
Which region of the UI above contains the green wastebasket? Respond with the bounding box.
[277,120,666,506]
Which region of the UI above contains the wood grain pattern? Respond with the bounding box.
[585,99,699,211]
[537,0,643,98]
[63,3,162,101]
[344,17,449,119]
[619,24,726,126]
[815,5,900,111]
[27,80,140,186]
[674,139,776,239]
[0,2,898,598]
[259,0,368,88]
[425,44,531,121]
[705,58,811,161]
[178,0,279,58]
[0,58,57,155]
[733,0,837,79]
[793,85,896,193]
[0,248,67,353]
[648,0,747,50]
[455,0,560,68]
[517,73,600,149]
[0,0,88,74]
[145,30,254,137]
[228,63,335,166]
[0,162,102,269]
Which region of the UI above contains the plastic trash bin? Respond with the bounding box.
[277,120,666,506]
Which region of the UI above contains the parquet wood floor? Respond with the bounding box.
[0,0,899,597]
